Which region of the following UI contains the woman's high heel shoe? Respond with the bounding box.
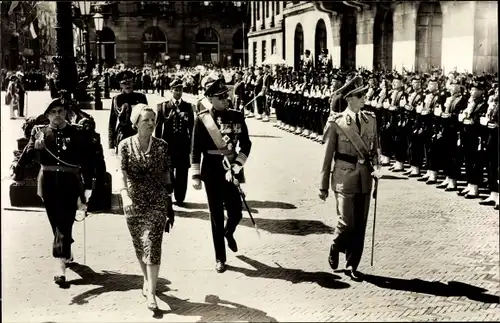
[146,294,158,311]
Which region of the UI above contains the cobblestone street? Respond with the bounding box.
[2,91,499,322]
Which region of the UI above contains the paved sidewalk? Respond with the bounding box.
[2,91,499,322]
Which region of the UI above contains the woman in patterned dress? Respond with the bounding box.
[118,103,174,311]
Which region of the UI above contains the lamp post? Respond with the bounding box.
[93,11,104,110]
[77,1,92,78]
[54,2,78,97]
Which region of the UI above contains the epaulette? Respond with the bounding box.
[327,113,342,123]
[362,110,376,118]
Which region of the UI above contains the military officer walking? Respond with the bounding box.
[13,98,95,287]
[108,71,148,154]
[155,78,195,206]
[191,79,252,273]
[319,75,380,281]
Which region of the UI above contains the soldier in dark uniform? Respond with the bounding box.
[301,49,313,73]
[191,79,252,273]
[233,70,245,113]
[319,75,380,281]
[479,84,499,209]
[404,74,426,177]
[243,67,255,117]
[435,76,468,191]
[13,98,95,287]
[457,77,489,198]
[385,73,407,172]
[252,66,265,120]
[261,65,273,122]
[108,71,148,154]
[329,72,346,114]
[155,78,195,206]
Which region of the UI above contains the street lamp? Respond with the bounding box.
[77,1,92,77]
[93,11,104,110]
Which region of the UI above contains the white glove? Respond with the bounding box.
[231,164,242,174]
[84,189,92,202]
[371,166,383,179]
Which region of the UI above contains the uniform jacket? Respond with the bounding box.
[108,91,148,150]
[191,108,252,183]
[320,109,379,194]
[18,124,95,197]
[155,98,195,167]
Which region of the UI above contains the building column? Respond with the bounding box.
[331,14,341,68]
[355,8,375,69]
[391,2,418,72]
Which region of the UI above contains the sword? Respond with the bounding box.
[222,157,260,238]
[370,178,379,267]
[243,93,262,109]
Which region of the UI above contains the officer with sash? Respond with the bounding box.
[191,79,252,273]
[13,98,95,287]
[155,78,195,206]
[319,75,381,281]
[108,71,148,154]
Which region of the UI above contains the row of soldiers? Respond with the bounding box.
[264,67,498,209]
[1,69,47,91]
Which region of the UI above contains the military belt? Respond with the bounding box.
[41,165,80,173]
[335,152,365,165]
[206,149,235,157]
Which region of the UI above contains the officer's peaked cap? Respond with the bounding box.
[118,70,135,84]
[204,79,229,97]
[44,98,70,115]
[170,78,183,89]
[337,75,369,99]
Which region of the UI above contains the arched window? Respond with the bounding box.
[315,19,327,67]
[294,23,304,70]
[142,26,168,66]
[196,28,220,65]
[373,9,393,71]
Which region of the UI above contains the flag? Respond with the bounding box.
[8,1,19,15]
[29,22,37,39]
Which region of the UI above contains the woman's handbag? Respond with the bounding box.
[165,195,175,233]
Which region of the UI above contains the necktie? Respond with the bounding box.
[355,113,361,132]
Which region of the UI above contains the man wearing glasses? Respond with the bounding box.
[191,79,252,273]
[319,75,381,281]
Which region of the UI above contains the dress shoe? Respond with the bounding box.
[426,179,437,185]
[444,187,458,192]
[464,193,480,199]
[436,182,448,189]
[457,189,469,196]
[403,170,412,176]
[348,268,363,282]
[408,173,421,178]
[479,199,496,206]
[417,176,429,182]
[225,234,238,253]
[215,260,227,273]
[54,275,66,287]
[328,245,339,270]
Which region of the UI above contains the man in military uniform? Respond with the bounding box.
[155,78,195,206]
[191,79,252,273]
[404,74,426,177]
[301,50,313,73]
[108,70,148,154]
[13,98,95,287]
[252,66,265,120]
[232,70,245,113]
[329,72,345,114]
[457,77,489,198]
[319,75,380,281]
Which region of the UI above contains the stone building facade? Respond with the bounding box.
[75,1,249,68]
[248,1,498,73]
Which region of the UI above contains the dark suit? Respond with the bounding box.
[17,124,95,259]
[191,108,252,263]
[155,98,195,203]
[108,92,148,152]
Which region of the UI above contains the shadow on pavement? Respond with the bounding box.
[176,210,334,236]
[362,274,500,304]
[181,200,297,211]
[249,134,282,139]
[228,255,350,290]
[380,174,409,180]
[153,294,278,322]
[66,264,173,305]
